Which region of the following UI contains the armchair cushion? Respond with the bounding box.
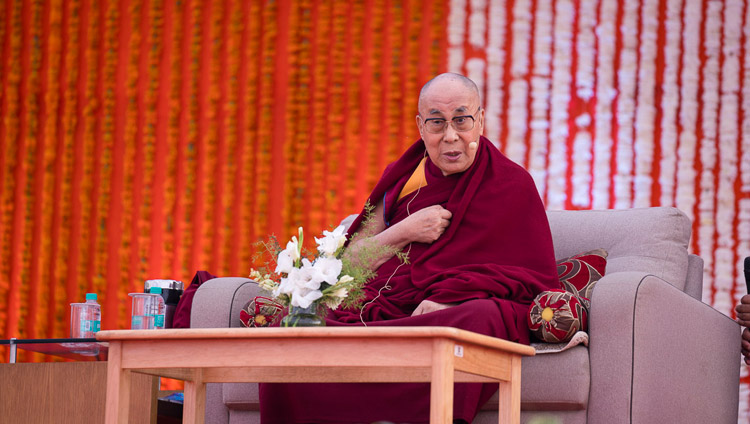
[528,289,589,343]
[556,248,607,299]
[527,249,604,343]
[546,207,692,290]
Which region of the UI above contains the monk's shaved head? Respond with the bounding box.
[418,73,480,112]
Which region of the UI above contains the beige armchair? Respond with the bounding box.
[191,207,741,423]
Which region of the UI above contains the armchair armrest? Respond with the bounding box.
[588,271,740,423]
[191,277,262,329]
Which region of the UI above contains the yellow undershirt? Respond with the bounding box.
[397,156,428,201]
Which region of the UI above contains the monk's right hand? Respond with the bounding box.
[737,294,750,327]
[402,205,452,244]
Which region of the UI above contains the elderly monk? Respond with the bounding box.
[260,73,559,423]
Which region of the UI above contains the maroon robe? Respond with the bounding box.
[260,137,558,423]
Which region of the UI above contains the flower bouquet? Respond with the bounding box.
[249,225,374,327]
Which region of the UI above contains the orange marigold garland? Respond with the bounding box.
[1,0,22,341]
[365,1,386,197]
[254,0,276,245]
[285,1,306,231]
[322,1,346,229]
[239,0,262,269]
[307,0,330,235]
[342,1,362,219]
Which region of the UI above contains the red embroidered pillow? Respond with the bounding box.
[527,249,607,342]
[556,248,607,300]
[239,296,283,328]
[528,289,589,343]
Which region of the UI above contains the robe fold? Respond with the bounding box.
[260,137,558,423]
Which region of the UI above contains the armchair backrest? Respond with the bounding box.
[546,207,693,292]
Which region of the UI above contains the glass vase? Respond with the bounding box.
[281,303,326,327]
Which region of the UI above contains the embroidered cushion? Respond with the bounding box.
[556,248,607,299]
[239,296,283,328]
[528,289,589,343]
[527,249,607,343]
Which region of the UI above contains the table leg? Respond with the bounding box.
[430,339,455,424]
[183,371,206,424]
[105,341,131,423]
[497,355,521,424]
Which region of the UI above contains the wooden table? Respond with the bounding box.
[97,326,535,424]
[0,361,157,424]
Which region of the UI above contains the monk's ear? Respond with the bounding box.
[478,108,485,132]
[416,115,424,137]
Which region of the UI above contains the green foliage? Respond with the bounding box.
[252,235,283,274]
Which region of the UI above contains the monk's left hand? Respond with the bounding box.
[411,300,457,317]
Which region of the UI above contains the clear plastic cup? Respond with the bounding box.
[70,303,90,338]
[129,293,155,329]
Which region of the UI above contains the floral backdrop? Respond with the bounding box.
[0,0,748,418]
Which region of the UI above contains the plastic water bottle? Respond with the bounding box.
[71,293,101,338]
[149,287,166,329]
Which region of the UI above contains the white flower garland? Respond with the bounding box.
[697,1,722,306]
[657,0,684,207]
[485,0,506,148]
[466,57,487,109]
[468,0,488,103]
[546,0,575,209]
[571,0,597,208]
[506,0,532,165]
[510,0,532,77]
[613,0,640,209]
[714,0,743,318]
[592,0,619,209]
[527,0,553,192]
[633,0,659,208]
[469,0,487,49]
[506,79,529,163]
[571,130,593,207]
[448,0,468,73]
[675,0,701,228]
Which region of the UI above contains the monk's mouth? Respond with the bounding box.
[444,151,463,160]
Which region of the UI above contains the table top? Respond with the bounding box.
[1,338,108,362]
[96,326,536,356]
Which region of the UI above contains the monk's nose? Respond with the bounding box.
[442,123,460,143]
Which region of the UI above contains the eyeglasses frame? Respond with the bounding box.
[419,107,482,134]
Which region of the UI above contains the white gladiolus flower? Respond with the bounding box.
[336,275,354,285]
[274,275,295,297]
[315,225,348,257]
[323,287,349,310]
[292,288,323,308]
[313,257,343,285]
[275,250,294,275]
[286,236,300,261]
[324,296,343,310]
[330,287,348,298]
[266,225,365,312]
[297,258,325,290]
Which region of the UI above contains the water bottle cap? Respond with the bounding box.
[149,287,163,294]
[85,293,97,301]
